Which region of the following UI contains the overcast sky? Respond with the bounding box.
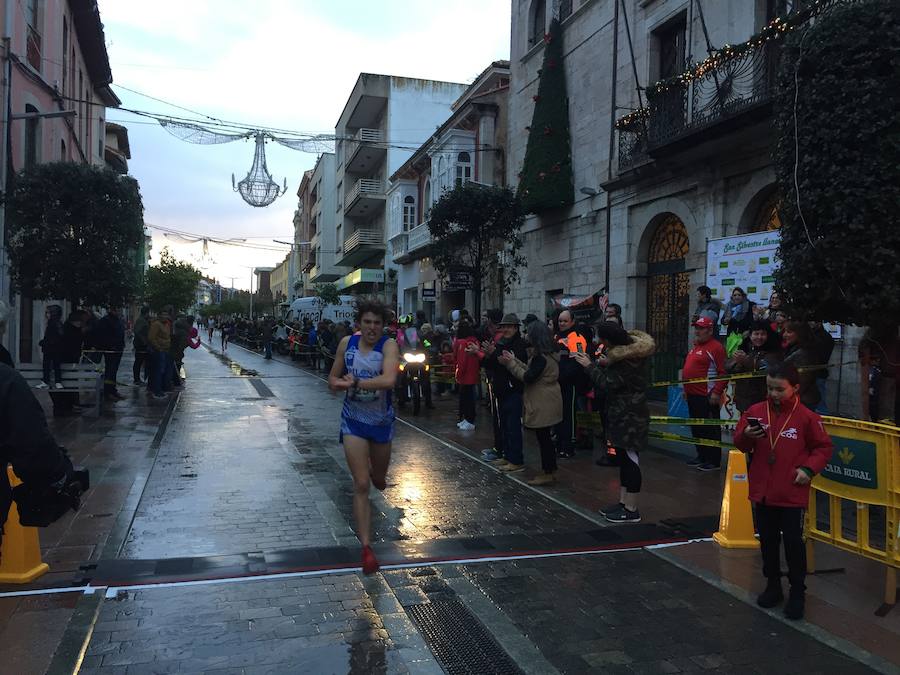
[101,0,511,290]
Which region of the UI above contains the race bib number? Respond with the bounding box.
[350,387,378,403]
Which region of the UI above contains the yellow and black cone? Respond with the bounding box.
[0,467,50,583]
[712,450,760,549]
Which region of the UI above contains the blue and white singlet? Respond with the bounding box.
[340,334,395,442]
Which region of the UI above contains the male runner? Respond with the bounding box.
[329,298,399,574]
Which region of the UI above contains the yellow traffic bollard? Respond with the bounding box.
[0,466,50,583]
[713,449,760,549]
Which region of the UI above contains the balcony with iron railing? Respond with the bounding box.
[344,178,386,218]
[618,40,780,172]
[345,128,386,175]
[338,227,385,268]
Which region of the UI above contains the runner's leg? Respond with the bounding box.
[369,441,392,491]
[343,435,373,546]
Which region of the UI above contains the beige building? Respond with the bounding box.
[270,255,291,307]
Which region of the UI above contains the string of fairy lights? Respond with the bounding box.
[614,0,839,131]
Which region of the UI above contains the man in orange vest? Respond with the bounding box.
[555,309,588,458]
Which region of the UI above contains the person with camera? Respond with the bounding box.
[1,363,85,547]
[474,314,529,472]
[554,309,588,459]
[573,323,655,523]
[733,362,833,620]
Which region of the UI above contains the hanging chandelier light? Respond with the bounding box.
[231,133,287,208]
[156,119,334,208]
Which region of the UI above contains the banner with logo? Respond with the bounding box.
[811,418,896,506]
[706,231,841,339]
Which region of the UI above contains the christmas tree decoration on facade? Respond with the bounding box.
[517,18,574,213]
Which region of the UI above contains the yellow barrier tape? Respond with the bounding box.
[650,416,737,427]
[648,363,830,389]
[648,431,736,449]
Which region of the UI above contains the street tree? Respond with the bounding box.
[219,297,245,316]
[773,0,900,328]
[6,162,145,307]
[314,282,342,307]
[145,248,201,313]
[198,304,220,319]
[427,183,526,320]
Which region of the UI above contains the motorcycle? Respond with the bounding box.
[398,350,429,415]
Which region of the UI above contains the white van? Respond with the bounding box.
[285,296,357,326]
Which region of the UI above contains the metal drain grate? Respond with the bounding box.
[406,599,524,675]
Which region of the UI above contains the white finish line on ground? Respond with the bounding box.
[0,538,713,600]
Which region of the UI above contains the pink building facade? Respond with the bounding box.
[0,0,119,363]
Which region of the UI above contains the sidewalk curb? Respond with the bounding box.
[649,545,895,675]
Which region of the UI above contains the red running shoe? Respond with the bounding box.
[370,471,387,491]
[361,545,380,575]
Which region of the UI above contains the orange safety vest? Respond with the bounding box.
[558,331,588,353]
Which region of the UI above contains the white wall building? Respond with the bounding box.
[333,74,468,298]
[303,153,343,290]
[387,61,510,321]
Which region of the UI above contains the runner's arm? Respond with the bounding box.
[328,336,352,391]
[355,339,399,391]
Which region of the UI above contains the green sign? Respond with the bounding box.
[747,286,757,294]
[759,257,770,265]
[722,278,735,286]
[821,437,878,490]
[719,261,729,269]
[762,275,775,283]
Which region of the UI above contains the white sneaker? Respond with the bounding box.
[35,381,49,389]
[54,382,65,390]
[456,421,465,428]
[459,421,476,431]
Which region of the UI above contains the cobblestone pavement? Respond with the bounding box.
[121,344,590,559]
[46,342,884,673]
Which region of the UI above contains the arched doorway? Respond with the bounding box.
[754,192,782,232]
[645,214,691,395]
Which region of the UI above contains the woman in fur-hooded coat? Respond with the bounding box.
[585,326,655,454]
[575,322,656,521]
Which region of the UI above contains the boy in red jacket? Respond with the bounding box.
[734,362,833,620]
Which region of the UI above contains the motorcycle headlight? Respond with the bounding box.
[403,352,426,363]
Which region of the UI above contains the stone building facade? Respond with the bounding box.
[506,0,858,412]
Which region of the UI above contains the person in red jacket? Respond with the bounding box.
[453,323,481,430]
[681,316,727,470]
[734,362,833,620]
